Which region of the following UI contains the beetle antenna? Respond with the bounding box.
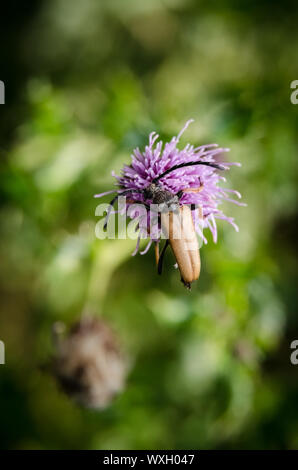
[104,189,144,229]
[152,161,225,183]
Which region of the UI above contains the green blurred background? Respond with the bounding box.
[1,0,298,450]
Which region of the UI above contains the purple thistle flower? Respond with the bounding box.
[95,119,245,257]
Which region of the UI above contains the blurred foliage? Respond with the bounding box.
[1,0,298,450]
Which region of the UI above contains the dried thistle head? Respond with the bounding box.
[52,316,127,409]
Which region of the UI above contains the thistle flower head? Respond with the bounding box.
[95,120,244,255]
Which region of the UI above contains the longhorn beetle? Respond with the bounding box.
[103,160,224,289]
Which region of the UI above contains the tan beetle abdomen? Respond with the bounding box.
[161,205,200,288]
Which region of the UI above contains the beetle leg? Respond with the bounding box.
[158,239,170,275]
[154,242,160,266]
[191,204,203,219]
[176,178,204,200]
[179,184,204,195]
[104,189,144,229]
[104,193,121,229]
